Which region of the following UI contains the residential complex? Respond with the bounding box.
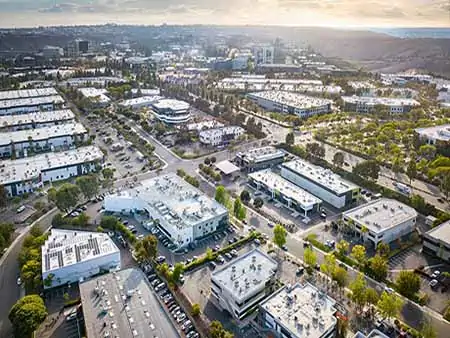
[0,95,65,115]
[41,229,121,289]
[258,283,338,338]
[211,248,278,321]
[281,159,360,209]
[119,96,163,110]
[247,91,332,118]
[78,87,111,105]
[415,124,450,145]
[248,170,322,217]
[342,198,418,246]
[342,96,420,113]
[423,220,450,262]
[0,146,103,196]
[104,173,229,248]
[236,146,285,172]
[0,109,75,131]
[151,98,191,124]
[199,126,245,146]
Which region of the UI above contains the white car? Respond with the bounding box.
[17,277,22,286]
[429,279,439,288]
[431,270,440,279]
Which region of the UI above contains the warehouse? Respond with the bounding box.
[423,220,450,262]
[236,146,285,172]
[0,95,65,115]
[119,96,163,110]
[0,109,75,131]
[0,87,58,100]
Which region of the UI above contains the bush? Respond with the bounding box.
[305,234,332,253]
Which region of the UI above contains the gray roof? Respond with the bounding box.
[0,109,75,129]
[0,87,58,100]
[0,95,64,110]
[415,124,450,142]
[425,220,450,245]
[248,91,332,110]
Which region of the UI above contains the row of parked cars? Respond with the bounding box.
[144,266,199,338]
[151,227,178,251]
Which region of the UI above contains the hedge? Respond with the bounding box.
[304,234,332,253]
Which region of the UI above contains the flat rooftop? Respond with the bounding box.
[0,95,65,110]
[415,124,450,142]
[425,220,450,245]
[79,87,110,103]
[131,88,160,96]
[0,122,87,146]
[348,81,376,89]
[184,120,224,131]
[237,146,285,163]
[220,78,322,86]
[249,170,322,209]
[353,329,389,338]
[260,283,337,338]
[105,173,228,230]
[42,229,119,273]
[119,96,163,107]
[343,198,417,233]
[199,126,244,138]
[342,95,420,107]
[0,146,103,185]
[248,91,332,110]
[211,248,278,302]
[0,109,75,129]
[282,159,359,195]
[80,268,180,338]
[0,87,58,100]
[152,99,190,111]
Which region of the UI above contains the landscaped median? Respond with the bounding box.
[304,234,333,253]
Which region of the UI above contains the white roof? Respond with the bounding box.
[42,229,119,273]
[0,146,103,185]
[248,91,332,110]
[199,126,244,138]
[249,169,322,209]
[66,77,125,86]
[220,77,322,86]
[237,146,285,163]
[0,109,75,129]
[343,198,417,234]
[119,96,163,107]
[342,96,420,107]
[0,87,58,100]
[0,95,64,110]
[215,160,240,175]
[424,220,450,245]
[211,248,278,302]
[152,99,190,111]
[348,81,376,90]
[415,124,450,142]
[184,120,224,131]
[282,159,359,195]
[131,88,160,96]
[78,87,110,103]
[261,283,337,338]
[0,122,87,146]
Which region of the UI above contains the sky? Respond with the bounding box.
[0,0,448,28]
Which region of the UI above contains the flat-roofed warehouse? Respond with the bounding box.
[236,146,285,172]
[0,87,58,100]
[258,283,338,338]
[41,229,121,289]
[281,159,360,209]
[0,146,103,196]
[342,198,418,246]
[80,268,180,338]
[423,220,450,262]
[104,173,228,248]
[0,95,65,115]
[0,109,75,131]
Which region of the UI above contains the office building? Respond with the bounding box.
[199,126,245,146]
[64,77,125,87]
[80,268,180,338]
[207,57,233,71]
[78,87,111,105]
[253,46,275,64]
[119,96,163,110]
[131,88,160,97]
[236,146,285,172]
[423,220,450,262]
[258,283,338,338]
[184,120,224,132]
[248,170,322,217]
[0,122,87,158]
[104,173,228,248]
[42,229,120,289]
[248,91,332,118]
[67,39,89,57]
[43,46,63,59]
[281,159,361,209]
[256,63,303,74]
[217,77,323,92]
[211,249,278,321]
[342,96,420,114]
[232,53,252,70]
[0,88,58,101]
[342,198,418,246]
[0,109,75,131]
[415,124,450,145]
[0,146,103,196]
[0,95,65,115]
[151,99,191,124]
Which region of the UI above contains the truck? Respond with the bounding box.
[394,182,411,195]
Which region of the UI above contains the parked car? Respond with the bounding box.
[209,262,217,269]
[156,256,166,264]
[431,270,441,279]
[254,239,261,246]
[281,245,288,251]
[296,267,305,276]
[225,253,233,260]
[181,320,192,331]
[217,255,225,264]
[429,279,439,288]
[176,313,187,323]
[230,249,238,257]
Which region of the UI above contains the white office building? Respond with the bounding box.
[342,96,420,114]
[78,87,111,105]
[217,77,323,92]
[0,122,87,158]
[0,146,103,196]
[422,220,450,262]
[199,126,245,146]
[119,96,163,110]
[42,229,121,289]
[64,77,125,87]
[236,146,285,172]
[415,124,450,145]
[131,88,161,97]
[281,159,361,209]
[0,95,65,115]
[104,173,228,248]
[211,248,278,321]
[151,99,191,124]
[259,283,338,338]
[0,109,75,131]
[248,91,332,118]
[183,120,224,132]
[342,198,418,246]
[248,170,322,217]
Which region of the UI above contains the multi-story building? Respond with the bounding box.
[232,53,252,70]
[151,99,191,124]
[0,109,75,131]
[78,87,111,105]
[236,146,285,172]
[0,95,65,115]
[353,330,389,338]
[258,283,338,338]
[415,124,450,145]
[0,122,87,158]
[104,173,228,248]
[211,248,278,322]
[253,46,275,64]
[217,77,323,92]
[119,96,163,110]
[42,229,120,289]
[342,96,420,114]
[64,77,125,88]
[247,91,332,118]
[248,170,322,217]
[256,63,303,74]
[131,88,161,97]
[342,198,418,246]
[281,159,361,209]
[0,146,103,196]
[199,126,245,146]
[67,39,89,57]
[42,45,63,59]
[422,220,450,262]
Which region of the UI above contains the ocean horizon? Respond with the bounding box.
[368,27,450,39]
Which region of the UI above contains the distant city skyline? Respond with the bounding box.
[0,0,448,28]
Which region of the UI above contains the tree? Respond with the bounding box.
[336,240,349,257]
[353,160,380,180]
[368,255,388,281]
[9,295,47,338]
[100,215,119,230]
[392,156,403,174]
[351,245,367,267]
[75,175,99,200]
[303,247,317,268]
[0,185,8,208]
[253,197,264,209]
[406,159,417,186]
[171,263,184,283]
[233,197,246,221]
[376,242,390,258]
[320,254,337,277]
[377,292,403,320]
[332,266,348,288]
[349,273,367,310]
[209,320,234,338]
[54,183,81,213]
[360,225,368,242]
[215,185,228,205]
[204,157,211,166]
[273,224,287,249]
[420,319,437,338]
[285,132,295,145]
[176,168,186,178]
[210,156,217,164]
[306,142,325,160]
[333,152,345,168]
[240,190,251,205]
[396,270,421,298]
[365,288,379,307]
[102,167,114,180]
[191,303,201,317]
[142,235,158,261]
[441,172,450,200]
[418,144,436,161]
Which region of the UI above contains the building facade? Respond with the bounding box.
[151,99,191,124]
[415,124,450,145]
[342,96,420,114]
[199,126,245,146]
[422,220,450,262]
[236,146,285,172]
[0,109,75,131]
[0,95,65,115]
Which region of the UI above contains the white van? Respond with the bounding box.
[16,206,26,214]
